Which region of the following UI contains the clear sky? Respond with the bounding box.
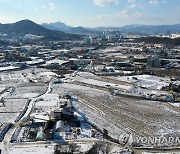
[0,0,179,27]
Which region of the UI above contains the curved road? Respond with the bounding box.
[1,82,52,154]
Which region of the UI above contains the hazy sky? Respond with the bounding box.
[0,0,179,27]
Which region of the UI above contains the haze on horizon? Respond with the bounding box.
[0,0,180,27]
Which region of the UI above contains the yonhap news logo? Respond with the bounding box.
[119,133,133,147]
[119,133,180,147]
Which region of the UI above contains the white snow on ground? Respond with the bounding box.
[0,99,27,113]
[110,75,170,90]
[0,68,54,139]
[52,83,125,140]
[0,68,179,153]
[35,94,59,107]
[79,78,131,90]
[68,72,170,97]
[7,83,47,99]
[0,68,54,85]
[15,93,40,98]
[0,66,19,71]
[38,71,57,76]
[73,99,126,140]
[26,71,58,83]
[172,103,180,107]
[25,59,44,65]
[32,114,50,121]
[77,143,94,152]
[0,86,6,93]
[0,73,28,83]
[0,113,19,123]
[74,112,84,122]
[51,74,180,140]
[27,71,57,79]
[128,86,168,96]
[9,145,54,154]
[70,72,131,90]
[96,46,142,53]
[110,146,126,154]
[46,59,68,65]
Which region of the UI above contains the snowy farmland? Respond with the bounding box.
[0,67,179,153]
[8,145,55,154]
[109,75,170,90]
[52,81,180,141]
[0,68,53,141]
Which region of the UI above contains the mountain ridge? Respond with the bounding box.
[120,24,180,34]
[1,20,180,36]
[41,21,180,34]
[41,22,73,31]
[0,20,81,40]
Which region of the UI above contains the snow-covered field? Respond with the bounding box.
[0,68,179,153]
[0,68,53,134]
[35,94,59,107]
[66,72,172,99]
[52,81,180,141]
[9,145,54,154]
[110,75,170,90]
[0,99,27,113]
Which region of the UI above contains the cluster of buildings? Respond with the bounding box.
[103,30,141,40]
[11,92,103,143]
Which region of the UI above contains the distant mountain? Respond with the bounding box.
[41,22,100,34]
[41,22,73,31]
[119,24,180,34]
[66,26,99,34]
[87,24,180,34]
[3,20,179,39]
[0,20,80,40]
[41,21,180,34]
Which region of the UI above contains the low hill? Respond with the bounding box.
[120,24,180,34]
[66,26,98,34]
[135,37,180,46]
